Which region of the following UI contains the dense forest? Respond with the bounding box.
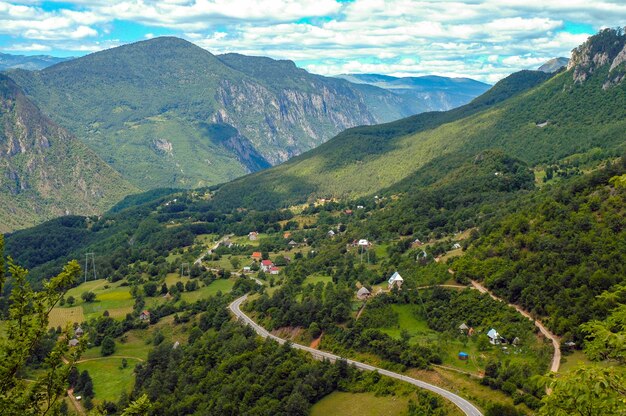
[454,158,626,340]
[130,298,451,416]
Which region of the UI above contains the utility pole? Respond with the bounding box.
[180,262,190,278]
[84,253,97,283]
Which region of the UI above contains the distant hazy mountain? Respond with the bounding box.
[336,73,491,111]
[0,52,71,71]
[8,37,431,191]
[537,57,569,73]
[0,75,136,232]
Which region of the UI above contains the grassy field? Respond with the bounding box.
[77,315,194,403]
[303,273,333,286]
[180,278,235,302]
[377,304,545,375]
[82,286,134,321]
[77,358,135,402]
[310,392,410,416]
[48,306,85,328]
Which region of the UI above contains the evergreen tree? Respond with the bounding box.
[101,336,116,357]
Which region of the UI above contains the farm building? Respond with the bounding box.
[75,326,84,337]
[288,240,298,247]
[357,287,371,300]
[487,328,501,345]
[327,230,336,237]
[388,272,404,289]
[139,310,151,321]
[261,260,274,272]
[68,338,79,347]
[248,231,259,241]
[452,243,462,249]
[459,323,469,333]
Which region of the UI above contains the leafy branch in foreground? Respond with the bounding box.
[0,234,84,415]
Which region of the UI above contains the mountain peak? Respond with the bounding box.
[537,57,569,73]
[567,27,626,87]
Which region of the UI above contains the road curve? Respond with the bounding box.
[229,295,483,416]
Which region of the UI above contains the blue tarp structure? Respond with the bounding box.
[458,352,469,360]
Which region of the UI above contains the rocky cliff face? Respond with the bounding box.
[213,78,375,164]
[0,75,136,232]
[568,28,626,88]
[8,37,405,190]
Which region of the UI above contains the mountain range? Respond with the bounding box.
[8,28,626,279]
[209,30,625,211]
[0,52,71,71]
[336,73,491,111]
[4,38,488,191]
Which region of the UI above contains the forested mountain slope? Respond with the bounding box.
[454,159,626,339]
[210,29,626,210]
[8,37,434,190]
[0,75,136,233]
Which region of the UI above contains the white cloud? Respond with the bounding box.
[1,1,622,81]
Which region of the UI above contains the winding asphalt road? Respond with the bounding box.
[229,295,483,416]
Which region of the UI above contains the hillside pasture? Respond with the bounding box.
[48,306,84,328]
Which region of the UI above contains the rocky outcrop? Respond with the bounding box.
[568,28,626,87]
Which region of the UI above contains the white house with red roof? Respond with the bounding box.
[261,259,274,272]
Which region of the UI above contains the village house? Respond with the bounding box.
[283,232,292,239]
[288,240,298,248]
[459,323,469,333]
[358,239,370,247]
[327,230,335,237]
[139,310,151,321]
[452,243,462,250]
[75,326,84,337]
[243,266,252,273]
[248,231,259,241]
[411,238,423,248]
[357,286,371,300]
[344,209,353,215]
[487,328,501,345]
[251,251,262,261]
[220,239,234,248]
[388,271,404,289]
[261,259,274,272]
[270,266,280,275]
[68,338,79,347]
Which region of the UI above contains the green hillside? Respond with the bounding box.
[209,30,625,210]
[0,75,137,233]
[7,37,430,191]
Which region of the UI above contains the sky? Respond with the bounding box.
[0,1,624,83]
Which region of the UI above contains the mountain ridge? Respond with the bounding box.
[0,74,137,232]
[7,37,490,192]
